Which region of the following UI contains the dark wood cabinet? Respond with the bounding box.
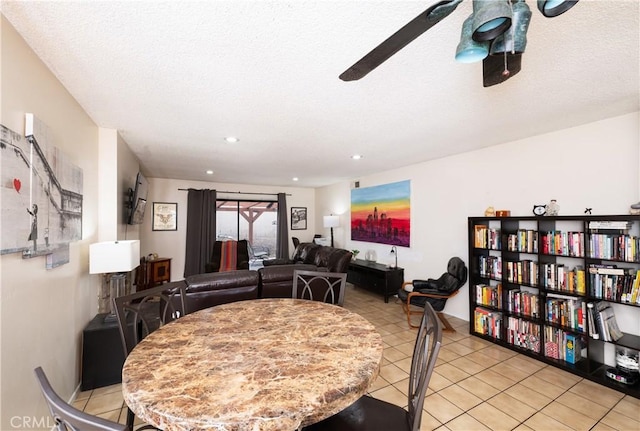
[81,313,127,390]
[136,257,171,291]
[347,259,404,302]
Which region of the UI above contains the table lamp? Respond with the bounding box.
[323,215,340,247]
[390,246,398,268]
[89,240,140,319]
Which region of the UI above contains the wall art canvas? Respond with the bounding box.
[351,180,410,247]
[0,114,83,267]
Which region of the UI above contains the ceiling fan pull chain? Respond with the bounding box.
[501,0,514,77]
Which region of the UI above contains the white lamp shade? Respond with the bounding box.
[89,240,140,274]
[323,215,340,228]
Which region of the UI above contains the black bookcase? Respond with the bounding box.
[468,215,640,398]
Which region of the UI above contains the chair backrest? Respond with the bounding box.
[406,302,442,431]
[113,282,188,355]
[34,367,128,431]
[447,256,468,284]
[432,257,468,294]
[293,269,346,306]
[292,237,300,248]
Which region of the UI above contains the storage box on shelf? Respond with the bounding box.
[468,215,640,398]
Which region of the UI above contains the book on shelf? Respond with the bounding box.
[565,333,581,364]
[588,221,632,230]
[475,283,502,308]
[586,302,599,340]
[592,301,624,342]
[474,307,502,339]
[630,270,640,304]
[474,225,487,248]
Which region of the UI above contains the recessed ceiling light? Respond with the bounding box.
[206,170,214,175]
[292,177,299,182]
[224,136,239,143]
[351,154,363,160]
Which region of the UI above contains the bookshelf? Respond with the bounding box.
[468,215,640,398]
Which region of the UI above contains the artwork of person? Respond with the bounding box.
[27,204,38,251]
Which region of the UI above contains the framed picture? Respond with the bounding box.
[290,207,307,230]
[152,202,177,231]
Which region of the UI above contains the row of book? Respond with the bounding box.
[504,259,538,286]
[540,231,585,257]
[588,233,640,262]
[473,223,637,261]
[473,225,501,250]
[507,289,540,318]
[506,230,538,253]
[505,316,541,353]
[478,255,502,279]
[474,307,502,340]
[544,327,583,364]
[540,264,586,294]
[587,301,624,342]
[589,266,640,304]
[546,296,586,333]
[475,283,502,308]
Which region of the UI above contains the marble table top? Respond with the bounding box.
[122,298,384,431]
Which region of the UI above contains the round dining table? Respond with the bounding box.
[121,298,384,431]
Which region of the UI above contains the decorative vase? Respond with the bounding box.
[547,199,560,216]
[365,250,377,262]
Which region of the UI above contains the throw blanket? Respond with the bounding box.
[220,240,237,272]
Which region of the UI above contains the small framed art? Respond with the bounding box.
[291,207,307,230]
[152,202,177,231]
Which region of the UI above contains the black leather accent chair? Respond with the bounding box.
[398,257,468,331]
[205,239,250,273]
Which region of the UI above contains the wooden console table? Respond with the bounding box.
[347,259,404,303]
[136,257,171,291]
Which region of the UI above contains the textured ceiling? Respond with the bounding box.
[2,0,639,188]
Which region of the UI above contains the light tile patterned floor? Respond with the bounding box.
[77,285,640,430]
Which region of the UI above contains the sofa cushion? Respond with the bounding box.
[186,270,259,292]
[293,243,321,264]
[325,248,353,273]
[183,270,259,313]
[259,263,319,298]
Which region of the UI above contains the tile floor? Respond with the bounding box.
[75,285,640,430]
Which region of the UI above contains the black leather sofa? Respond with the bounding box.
[259,243,352,298]
[162,244,352,313]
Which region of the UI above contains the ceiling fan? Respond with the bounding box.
[339,0,579,87]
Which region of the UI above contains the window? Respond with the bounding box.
[216,200,277,259]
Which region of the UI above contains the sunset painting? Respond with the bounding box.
[351,180,410,247]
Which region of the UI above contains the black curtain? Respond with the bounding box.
[276,192,289,259]
[184,189,216,277]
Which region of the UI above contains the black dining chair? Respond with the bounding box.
[34,366,129,431]
[113,282,188,430]
[293,269,347,306]
[303,301,442,431]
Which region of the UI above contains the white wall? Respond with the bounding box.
[0,17,141,428]
[316,112,640,322]
[141,178,315,280]
[1,16,100,429]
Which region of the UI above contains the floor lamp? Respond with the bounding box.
[89,240,140,321]
[323,215,340,248]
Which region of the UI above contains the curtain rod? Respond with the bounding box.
[178,188,291,196]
